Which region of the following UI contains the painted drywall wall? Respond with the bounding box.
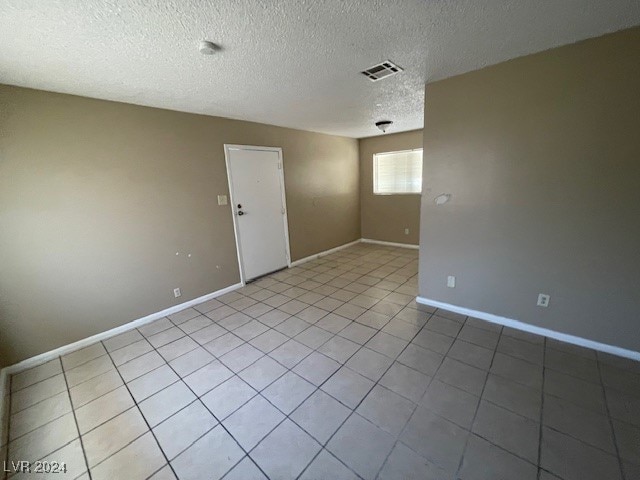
[359,130,423,245]
[0,85,359,367]
[419,27,640,351]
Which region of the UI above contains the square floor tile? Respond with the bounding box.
[10,373,67,414]
[291,390,351,444]
[238,356,286,391]
[233,320,270,341]
[171,425,244,480]
[327,414,395,480]
[249,329,289,353]
[204,305,236,323]
[458,434,538,480]
[8,412,78,464]
[223,395,285,450]
[127,365,179,402]
[346,347,394,381]
[11,360,62,392]
[169,347,215,377]
[257,309,291,328]
[201,376,256,420]
[193,297,224,314]
[168,307,201,324]
[397,344,442,377]
[400,406,469,473]
[482,373,541,420]
[139,318,174,337]
[321,366,374,409]
[269,339,312,369]
[294,352,340,386]
[147,327,185,349]
[223,457,267,480]
[316,313,351,334]
[420,380,479,429]
[338,322,377,344]
[457,324,500,350]
[178,315,213,335]
[497,335,544,365]
[371,301,404,318]
[382,319,423,342]
[153,401,218,460]
[379,362,430,403]
[472,400,539,463]
[203,332,244,358]
[318,336,360,363]
[263,371,316,415]
[365,332,408,359]
[275,317,311,337]
[424,315,462,337]
[612,419,640,465]
[36,439,88,480]
[157,336,199,362]
[356,385,415,437]
[447,339,494,371]
[543,394,615,453]
[10,391,71,440]
[65,355,114,388]
[299,449,358,480]
[117,351,165,383]
[295,326,334,349]
[189,323,227,345]
[544,348,600,383]
[219,344,264,372]
[490,353,541,390]
[540,427,621,480]
[103,330,144,353]
[378,442,450,480]
[62,343,107,370]
[139,381,196,426]
[218,312,253,331]
[91,431,165,480]
[82,407,148,467]
[412,328,455,355]
[297,306,329,324]
[183,360,233,396]
[251,419,321,479]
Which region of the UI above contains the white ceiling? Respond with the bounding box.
[1,1,639,138]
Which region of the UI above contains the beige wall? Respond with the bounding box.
[0,85,359,367]
[419,27,640,351]
[359,130,422,245]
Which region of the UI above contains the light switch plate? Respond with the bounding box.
[217,195,228,206]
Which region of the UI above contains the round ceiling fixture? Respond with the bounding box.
[199,40,219,55]
[375,120,393,133]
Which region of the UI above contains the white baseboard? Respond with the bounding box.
[416,296,640,361]
[361,238,419,250]
[289,239,362,267]
[0,281,241,437]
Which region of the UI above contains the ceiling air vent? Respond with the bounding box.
[361,60,403,81]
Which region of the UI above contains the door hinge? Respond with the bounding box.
[277,162,282,169]
[281,208,285,215]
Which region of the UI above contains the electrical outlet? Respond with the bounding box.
[537,293,550,307]
[447,276,456,288]
[174,288,181,298]
[404,228,410,235]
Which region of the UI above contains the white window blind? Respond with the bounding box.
[373,149,423,194]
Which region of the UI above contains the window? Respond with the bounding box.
[373,148,423,194]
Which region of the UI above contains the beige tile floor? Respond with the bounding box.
[2,244,640,480]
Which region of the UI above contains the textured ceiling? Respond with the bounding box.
[1,1,639,138]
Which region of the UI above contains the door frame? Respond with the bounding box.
[223,144,292,284]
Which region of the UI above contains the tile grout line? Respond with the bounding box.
[450,316,498,478]
[536,337,547,480]
[59,357,93,480]
[597,356,627,480]
[99,339,181,480]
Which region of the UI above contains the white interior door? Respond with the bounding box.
[225,145,290,282]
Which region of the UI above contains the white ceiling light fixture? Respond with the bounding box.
[375,120,393,133]
[199,40,219,55]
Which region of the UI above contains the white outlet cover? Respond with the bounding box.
[174,288,181,298]
[217,195,228,206]
[537,294,550,307]
[447,276,456,288]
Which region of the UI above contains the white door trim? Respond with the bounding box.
[223,144,292,284]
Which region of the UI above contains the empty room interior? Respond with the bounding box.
[1,1,640,479]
